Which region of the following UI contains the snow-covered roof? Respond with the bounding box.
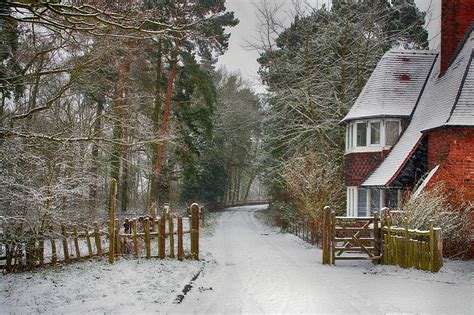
[363,32,474,187]
[342,50,437,122]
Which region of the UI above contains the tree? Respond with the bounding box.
[256,0,428,216]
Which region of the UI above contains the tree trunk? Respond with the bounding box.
[89,97,104,214]
[110,40,134,210]
[150,41,163,202]
[151,40,180,202]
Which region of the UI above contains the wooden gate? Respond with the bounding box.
[322,206,381,264]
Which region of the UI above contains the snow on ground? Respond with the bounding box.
[0,258,203,313]
[1,204,473,314]
[164,205,474,314]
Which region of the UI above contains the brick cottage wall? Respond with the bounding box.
[426,127,474,203]
[441,0,474,74]
[345,150,390,186]
[426,127,474,258]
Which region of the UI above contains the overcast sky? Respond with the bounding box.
[216,0,441,92]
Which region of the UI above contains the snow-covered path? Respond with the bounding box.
[167,205,473,314]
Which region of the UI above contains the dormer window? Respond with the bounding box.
[345,119,401,153]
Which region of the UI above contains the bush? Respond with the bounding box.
[397,184,472,258]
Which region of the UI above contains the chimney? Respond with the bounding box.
[440,0,474,74]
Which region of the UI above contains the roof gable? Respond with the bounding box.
[342,50,437,122]
[362,32,474,187]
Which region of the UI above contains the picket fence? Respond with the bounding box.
[0,179,201,273]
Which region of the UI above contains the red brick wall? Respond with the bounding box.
[345,150,390,186]
[426,127,474,203]
[441,0,474,74]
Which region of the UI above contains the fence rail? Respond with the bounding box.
[0,179,202,274]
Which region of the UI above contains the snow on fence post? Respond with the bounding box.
[108,179,117,264]
[61,224,70,264]
[429,220,443,272]
[93,222,102,256]
[190,203,200,260]
[178,216,184,261]
[322,206,331,265]
[144,219,151,259]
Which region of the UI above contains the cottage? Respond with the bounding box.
[342,0,474,217]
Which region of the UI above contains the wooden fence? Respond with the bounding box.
[288,216,322,246]
[321,207,443,272]
[382,210,443,272]
[0,179,201,273]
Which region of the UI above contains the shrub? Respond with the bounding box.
[397,183,472,258]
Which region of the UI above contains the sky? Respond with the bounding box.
[216,0,441,92]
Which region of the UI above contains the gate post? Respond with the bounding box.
[190,203,200,260]
[373,212,380,264]
[322,206,332,265]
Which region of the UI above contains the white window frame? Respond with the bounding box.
[346,187,357,216]
[384,119,402,149]
[345,119,402,154]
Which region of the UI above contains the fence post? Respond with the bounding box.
[373,211,380,264]
[84,225,93,258]
[159,214,166,259]
[169,215,175,258]
[178,216,184,261]
[322,206,331,265]
[429,221,443,272]
[190,203,200,260]
[402,217,409,268]
[144,219,151,259]
[61,224,70,264]
[132,219,138,257]
[72,225,81,260]
[108,179,117,264]
[93,222,102,256]
[331,211,336,265]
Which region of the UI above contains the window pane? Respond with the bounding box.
[370,122,380,145]
[358,188,367,217]
[346,126,349,150]
[356,122,367,147]
[386,189,399,210]
[386,121,400,146]
[350,124,353,148]
[370,189,380,215]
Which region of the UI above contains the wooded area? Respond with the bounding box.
[0,0,264,232]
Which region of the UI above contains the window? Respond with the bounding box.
[385,189,399,210]
[356,122,367,147]
[358,188,367,216]
[370,189,380,215]
[370,122,380,145]
[385,121,400,146]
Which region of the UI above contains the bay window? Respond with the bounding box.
[345,119,402,153]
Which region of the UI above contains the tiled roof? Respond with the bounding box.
[342,50,437,122]
[362,32,474,187]
[444,50,474,127]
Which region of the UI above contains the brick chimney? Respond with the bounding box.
[440,0,474,74]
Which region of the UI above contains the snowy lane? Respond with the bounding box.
[168,205,474,314]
